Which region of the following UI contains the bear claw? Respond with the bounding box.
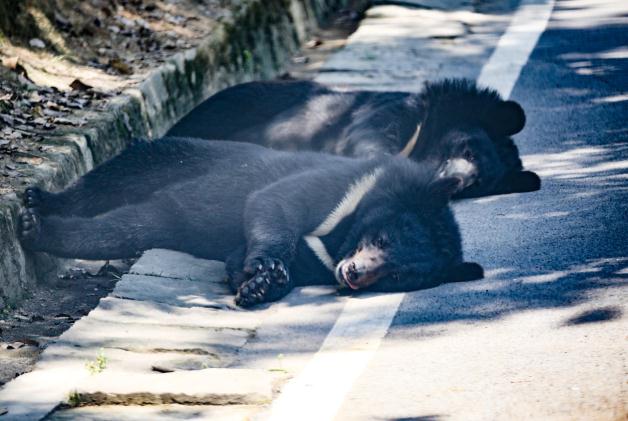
[24,187,43,209]
[235,257,289,307]
[235,273,271,307]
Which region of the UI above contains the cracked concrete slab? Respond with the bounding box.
[129,248,227,282]
[43,345,231,373]
[112,274,234,309]
[58,317,251,355]
[89,297,260,330]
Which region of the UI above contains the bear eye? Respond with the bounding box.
[463,149,475,161]
[391,273,400,281]
[375,237,387,248]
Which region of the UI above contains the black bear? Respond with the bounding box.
[169,78,540,199]
[19,137,482,307]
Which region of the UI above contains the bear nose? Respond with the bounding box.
[347,262,359,282]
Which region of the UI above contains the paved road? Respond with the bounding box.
[2,1,625,420]
[241,0,628,420]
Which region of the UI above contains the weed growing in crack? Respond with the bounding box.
[85,348,107,374]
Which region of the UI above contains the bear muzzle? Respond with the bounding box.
[335,245,386,290]
[439,158,477,188]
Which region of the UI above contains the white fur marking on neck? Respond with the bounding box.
[303,236,336,272]
[311,167,384,237]
[304,167,384,273]
[398,124,421,158]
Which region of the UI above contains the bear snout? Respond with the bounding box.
[335,245,386,290]
[439,158,478,188]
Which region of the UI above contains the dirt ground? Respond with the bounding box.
[0,0,238,196]
[1,0,230,76]
[0,260,131,386]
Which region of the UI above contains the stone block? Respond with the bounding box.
[112,274,234,309]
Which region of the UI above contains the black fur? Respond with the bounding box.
[19,137,482,307]
[169,78,540,198]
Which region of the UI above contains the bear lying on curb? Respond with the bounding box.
[19,137,483,307]
[169,78,540,199]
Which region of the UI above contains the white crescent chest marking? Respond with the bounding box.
[398,124,421,158]
[303,167,384,272]
[303,236,336,272]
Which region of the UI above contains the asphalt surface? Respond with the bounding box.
[337,0,628,419]
[240,0,628,419]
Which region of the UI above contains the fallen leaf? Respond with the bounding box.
[42,108,61,117]
[28,91,42,103]
[54,12,72,31]
[109,58,132,74]
[44,100,60,110]
[0,114,14,125]
[15,338,39,347]
[52,117,76,125]
[7,130,22,140]
[1,57,29,79]
[69,79,93,92]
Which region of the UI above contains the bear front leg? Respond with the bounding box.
[238,169,346,306]
[235,258,294,307]
[238,185,311,307]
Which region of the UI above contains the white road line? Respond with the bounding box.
[264,1,555,419]
[477,0,555,98]
[266,293,405,421]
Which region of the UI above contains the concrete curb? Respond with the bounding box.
[0,0,358,306]
[0,249,276,420]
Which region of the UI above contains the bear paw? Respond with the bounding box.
[235,258,289,307]
[513,170,541,193]
[18,208,41,247]
[235,272,272,307]
[24,187,44,209]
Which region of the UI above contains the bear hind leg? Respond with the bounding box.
[23,178,141,217]
[18,203,173,260]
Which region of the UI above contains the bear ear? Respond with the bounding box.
[428,176,463,207]
[490,100,526,136]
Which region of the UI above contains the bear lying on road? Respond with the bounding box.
[169,78,540,199]
[19,137,483,307]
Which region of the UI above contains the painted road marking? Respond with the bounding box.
[477,0,556,98]
[266,293,405,421]
[265,0,555,419]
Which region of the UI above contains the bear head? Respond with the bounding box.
[334,163,483,292]
[409,79,535,198]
